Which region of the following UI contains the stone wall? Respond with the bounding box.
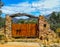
[5,15,12,39]
[5,14,57,41]
[38,15,57,40]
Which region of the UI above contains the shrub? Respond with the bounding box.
[56,28,60,37]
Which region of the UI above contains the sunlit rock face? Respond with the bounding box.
[38,15,57,41]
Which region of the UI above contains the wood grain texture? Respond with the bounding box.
[12,24,38,37]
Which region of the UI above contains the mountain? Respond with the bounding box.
[12,18,19,23]
[45,12,60,19]
[12,17,38,24]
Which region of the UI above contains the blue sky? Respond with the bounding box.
[1,0,60,18]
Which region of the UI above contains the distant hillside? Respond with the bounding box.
[46,12,60,31]
[46,12,60,19]
[12,18,38,24]
[12,18,19,23]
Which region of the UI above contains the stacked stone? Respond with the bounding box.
[0,28,4,33]
[38,15,57,42]
[5,15,12,39]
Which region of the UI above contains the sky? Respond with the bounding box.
[1,0,60,18]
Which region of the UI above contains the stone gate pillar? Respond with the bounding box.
[38,15,56,40]
[38,16,45,39]
[5,14,12,38]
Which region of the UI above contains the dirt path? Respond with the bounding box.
[0,42,40,47]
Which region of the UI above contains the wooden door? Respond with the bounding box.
[12,24,37,37]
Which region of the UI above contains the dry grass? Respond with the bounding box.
[0,45,39,47]
[0,42,40,47]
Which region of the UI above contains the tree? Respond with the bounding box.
[17,18,38,24]
[48,12,60,32]
[0,0,4,28]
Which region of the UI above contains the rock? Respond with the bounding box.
[5,15,12,40]
[38,15,57,44]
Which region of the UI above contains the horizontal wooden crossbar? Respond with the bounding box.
[10,13,38,18]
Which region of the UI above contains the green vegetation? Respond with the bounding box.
[56,28,60,37]
[17,18,38,24]
[47,12,60,37]
[47,12,60,32]
[0,17,5,28]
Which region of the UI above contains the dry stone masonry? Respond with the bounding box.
[5,15,12,39]
[38,16,57,41]
[4,14,57,43]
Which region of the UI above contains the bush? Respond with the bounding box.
[56,28,60,37]
[56,28,60,32]
[0,35,4,40]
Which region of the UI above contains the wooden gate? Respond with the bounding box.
[12,24,38,37]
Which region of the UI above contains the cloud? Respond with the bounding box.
[1,0,60,16]
[1,2,36,15]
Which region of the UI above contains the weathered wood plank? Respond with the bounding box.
[12,24,38,37]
